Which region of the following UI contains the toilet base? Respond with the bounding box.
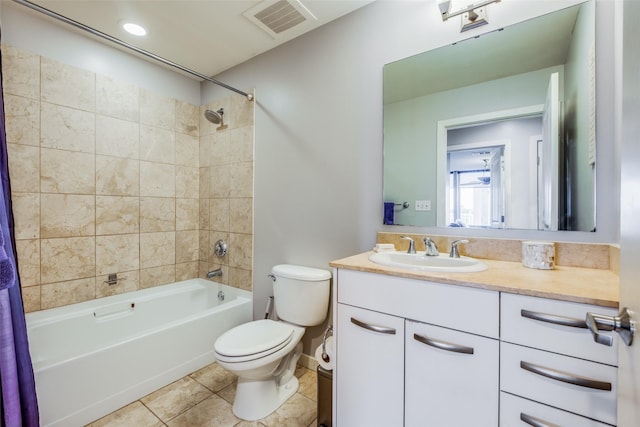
[232,373,299,420]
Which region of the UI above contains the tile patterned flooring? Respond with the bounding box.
[85,362,318,427]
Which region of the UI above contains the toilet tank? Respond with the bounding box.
[272,264,331,326]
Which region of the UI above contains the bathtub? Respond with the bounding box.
[25,278,252,427]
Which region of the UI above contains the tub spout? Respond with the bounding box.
[207,268,223,278]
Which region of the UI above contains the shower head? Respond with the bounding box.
[204,108,224,125]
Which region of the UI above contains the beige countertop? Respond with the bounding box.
[329,251,619,308]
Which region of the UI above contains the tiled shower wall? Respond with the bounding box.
[1,44,254,312]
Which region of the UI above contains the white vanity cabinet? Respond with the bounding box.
[334,269,500,427]
[500,293,619,426]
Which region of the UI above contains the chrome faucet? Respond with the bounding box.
[207,268,223,278]
[423,237,439,256]
[401,236,416,254]
[449,240,469,258]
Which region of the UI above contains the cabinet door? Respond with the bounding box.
[336,303,404,427]
[405,320,499,427]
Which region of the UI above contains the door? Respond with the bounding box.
[538,72,560,231]
[618,1,640,424]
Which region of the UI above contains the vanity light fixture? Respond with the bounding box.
[122,21,147,36]
[437,0,500,32]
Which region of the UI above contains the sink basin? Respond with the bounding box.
[368,252,488,273]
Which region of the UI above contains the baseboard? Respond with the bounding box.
[299,352,319,370]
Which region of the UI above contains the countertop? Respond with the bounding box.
[329,251,619,308]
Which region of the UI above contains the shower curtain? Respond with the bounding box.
[0,44,40,426]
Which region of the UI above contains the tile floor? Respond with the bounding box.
[85,362,318,427]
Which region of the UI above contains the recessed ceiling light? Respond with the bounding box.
[122,22,147,36]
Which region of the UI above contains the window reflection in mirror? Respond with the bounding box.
[383,1,595,231]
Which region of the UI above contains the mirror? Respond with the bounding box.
[383,1,595,231]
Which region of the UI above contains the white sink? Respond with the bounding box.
[368,252,488,273]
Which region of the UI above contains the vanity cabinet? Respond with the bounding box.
[335,269,499,427]
[500,293,619,426]
[333,268,619,426]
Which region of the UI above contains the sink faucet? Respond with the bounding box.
[423,237,439,256]
[401,236,416,254]
[449,240,469,258]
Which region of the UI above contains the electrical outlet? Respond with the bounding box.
[415,200,431,211]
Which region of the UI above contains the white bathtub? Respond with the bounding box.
[25,278,252,427]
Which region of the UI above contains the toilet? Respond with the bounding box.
[214,264,331,420]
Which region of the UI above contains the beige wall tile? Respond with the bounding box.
[12,193,40,239]
[96,115,139,159]
[228,92,254,129]
[230,198,253,234]
[4,94,40,146]
[140,89,175,130]
[140,231,176,269]
[41,58,95,111]
[96,270,139,299]
[41,194,95,238]
[96,234,140,276]
[1,45,40,99]
[199,231,211,263]
[176,198,199,231]
[176,262,198,281]
[199,167,210,199]
[230,163,253,198]
[41,148,95,194]
[15,239,40,286]
[140,265,176,289]
[176,230,199,264]
[140,197,175,232]
[176,166,199,198]
[199,134,212,167]
[229,267,252,291]
[96,75,139,122]
[228,233,252,270]
[21,285,41,313]
[229,126,254,163]
[140,162,175,197]
[96,196,139,235]
[176,133,199,167]
[209,199,229,232]
[209,165,230,198]
[41,237,95,283]
[7,143,39,193]
[176,100,199,137]
[41,103,95,153]
[199,199,210,230]
[96,155,139,196]
[140,125,175,164]
[210,131,230,166]
[41,277,95,309]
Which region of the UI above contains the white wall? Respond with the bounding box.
[201,0,620,352]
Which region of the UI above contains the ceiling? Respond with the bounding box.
[15,0,373,80]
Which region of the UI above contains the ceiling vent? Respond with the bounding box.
[244,0,317,38]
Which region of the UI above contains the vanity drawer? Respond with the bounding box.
[500,392,613,427]
[337,269,499,338]
[501,293,619,365]
[501,343,617,425]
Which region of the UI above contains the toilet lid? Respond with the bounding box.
[214,319,294,357]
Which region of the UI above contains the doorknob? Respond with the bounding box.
[586,307,635,346]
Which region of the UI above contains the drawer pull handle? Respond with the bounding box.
[520,361,612,391]
[413,333,474,354]
[521,309,586,329]
[520,412,560,427]
[350,317,396,335]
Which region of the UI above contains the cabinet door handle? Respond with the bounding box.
[520,412,560,427]
[521,309,586,329]
[350,317,396,335]
[413,333,474,354]
[520,361,612,391]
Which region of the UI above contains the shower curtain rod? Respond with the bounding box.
[12,0,254,101]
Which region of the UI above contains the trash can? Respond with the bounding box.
[317,366,333,427]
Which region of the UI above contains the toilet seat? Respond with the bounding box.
[214,319,295,363]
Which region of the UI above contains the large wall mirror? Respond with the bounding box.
[383,1,595,231]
